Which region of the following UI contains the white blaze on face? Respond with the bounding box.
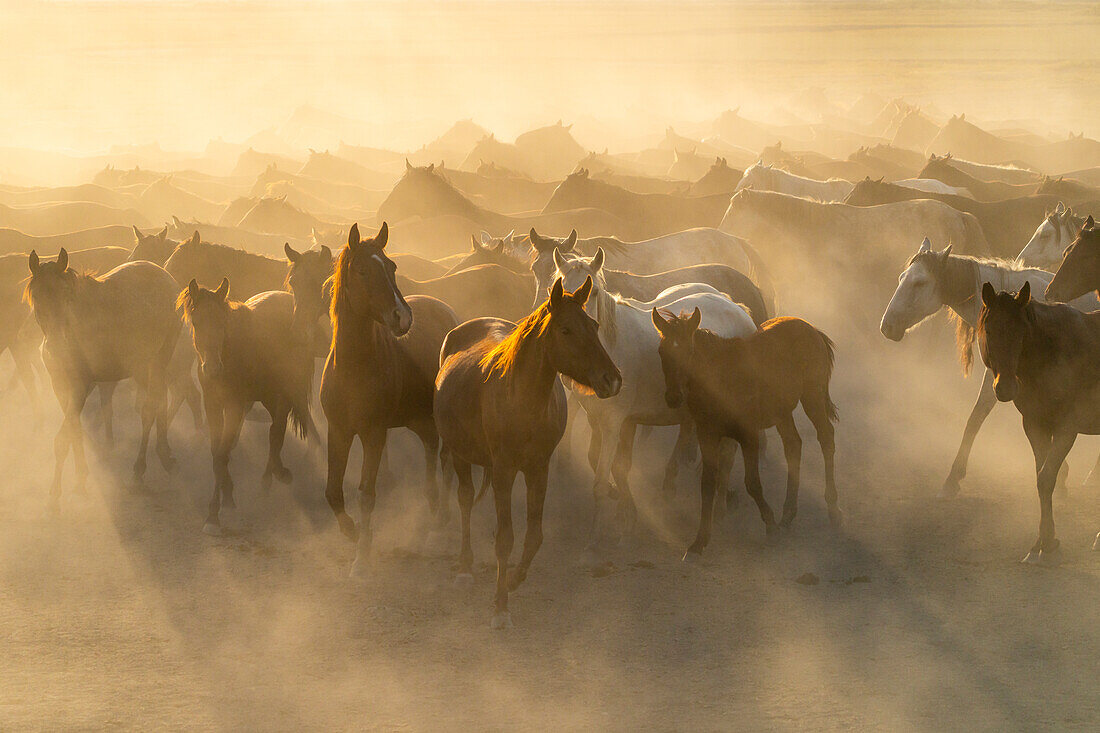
[372,254,405,311]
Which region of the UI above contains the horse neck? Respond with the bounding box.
[331,300,392,368]
[936,256,982,324]
[591,282,619,346]
[500,327,559,402]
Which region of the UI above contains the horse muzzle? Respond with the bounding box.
[879,318,905,342]
[384,305,413,337]
[592,371,622,399]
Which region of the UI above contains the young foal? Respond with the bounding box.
[321,223,459,579]
[178,279,315,533]
[25,250,180,510]
[653,309,840,557]
[434,276,621,628]
[978,281,1100,563]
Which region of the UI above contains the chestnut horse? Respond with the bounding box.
[434,276,621,628]
[321,223,459,579]
[178,280,315,533]
[653,310,840,558]
[25,251,180,510]
[978,281,1100,564]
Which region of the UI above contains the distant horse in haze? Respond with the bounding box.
[654,308,840,557]
[542,168,731,237]
[735,162,855,202]
[977,281,1100,564]
[321,223,459,579]
[178,280,315,533]
[686,157,743,197]
[25,251,180,510]
[397,264,533,323]
[880,237,1100,494]
[918,155,1038,202]
[434,276,621,628]
[128,226,178,265]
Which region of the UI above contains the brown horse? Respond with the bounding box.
[434,276,621,628]
[178,280,315,533]
[1046,216,1100,304]
[978,281,1100,563]
[25,251,180,510]
[321,222,459,579]
[653,310,840,557]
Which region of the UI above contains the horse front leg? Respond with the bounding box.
[944,368,996,497]
[510,461,550,593]
[324,423,356,541]
[261,401,292,491]
[685,428,722,559]
[586,412,621,549]
[610,420,639,533]
[490,462,518,629]
[202,391,225,535]
[349,428,386,582]
[96,381,117,447]
[662,421,698,496]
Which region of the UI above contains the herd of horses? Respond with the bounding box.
[8,105,1100,626]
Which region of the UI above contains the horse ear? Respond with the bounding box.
[376,221,389,249]
[427,163,434,173]
[1055,201,1066,214]
[321,245,333,261]
[686,307,701,332]
[529,228,542,250]
[480,230,493,245]
[502,230,514,250]
[572,275,594,306]
[284,242,299,263]
[405,158,412,172]
[133,225,143,242]
[939,244,953,258]
[187,278,199,299]
[1086,215,1096,230]
[348,223,361,247]
[215,278,230,301]
[562,229,578,253]
[651,307,669,335]
[28,250,39,275]
[590,247,605,273]
[549,277,564,309]
[471,235,486,253]
[1017,281,1031,306]
[981,282,996,307]
[552,247,567,272]
[57,248,68,271]
[157,226,167,240]
[190,231,200,246]
[919,237,932,253]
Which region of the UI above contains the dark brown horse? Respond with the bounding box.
[178,280,315,533]
[978,281,1100,563]
[653,310,840,557]
[321,222,459,579]
[25,251,180,510]
[1046,216,1100,304]
[434,276,621,628]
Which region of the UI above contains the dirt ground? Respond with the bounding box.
[4,323,1100,732]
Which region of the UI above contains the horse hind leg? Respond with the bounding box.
[453,457,476,583]
[409,417,443,524]
[774,414,803,528]
[803,392,840,528]
[96,382,117,446]
[509,463,549,593]
[490,463,518,629]
[610,421,638,534]
[944,368,997,497]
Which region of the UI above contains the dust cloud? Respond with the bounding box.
[3,1,1100,731]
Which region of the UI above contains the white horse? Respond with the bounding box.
[1015,203,1085,269]
[550,248,757,539]
[880,237,1100,494]
[894,178,973,198]
[734,162,854,202]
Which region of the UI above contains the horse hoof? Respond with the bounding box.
[941,476,962,498]
[161,456,178,475]
[828,508,844,529]
[336,514,359,542]
[682,549,703,563]
[348,559,370,583]
[275,467,293,484]
[454,573,474,587]
[490,612,513,630]
[202,521,222,537]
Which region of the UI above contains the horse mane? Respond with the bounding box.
[479,300,553,379]
[329,243,356,355]
[24,267,98,307]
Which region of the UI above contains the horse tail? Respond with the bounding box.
[952,312,975,377]
[739,237,777,319]
[820,330,839,424]
[287,355,316,440]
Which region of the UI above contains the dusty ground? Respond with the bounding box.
[4,328,1100,732]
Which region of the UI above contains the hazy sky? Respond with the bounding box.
[1,0,1096,153]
